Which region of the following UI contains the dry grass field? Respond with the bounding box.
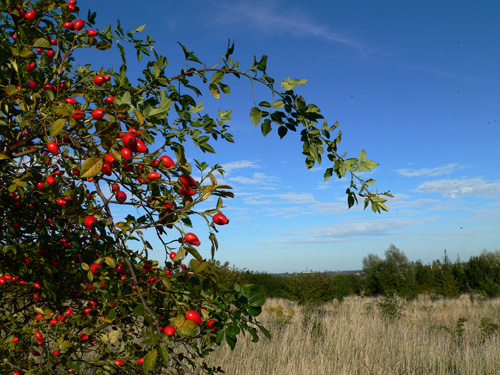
[205,295,500,375]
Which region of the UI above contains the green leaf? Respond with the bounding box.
[250,107,262,126]
[33,38,52,49]
[0,153,11,160]
[50,119,66,137]
[261,119,272,137]
[211,71,224,84]
[359,149,367,162]
[249,293,266,307]
[159,346,170,366]
[131,24,146,34]
[133,304,145,316]
[277,126,287,139]
[81,156,103,178]
[209,83,220,99]
[281,77,308,91]
[143,349,157,374]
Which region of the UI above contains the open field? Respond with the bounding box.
[206,295,500,375]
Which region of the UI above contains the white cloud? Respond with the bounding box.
[417,178,500,198]
[220,160,259,175]
[274,193,317,204]
[211,0,369,54]
[397,163,460,177]
[229,172,277,186]
[263,218,417,244]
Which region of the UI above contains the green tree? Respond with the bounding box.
[0,1,390,374]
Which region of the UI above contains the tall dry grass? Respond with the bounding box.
[205,295,500,374]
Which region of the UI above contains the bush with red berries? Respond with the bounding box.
[0,1,391,374]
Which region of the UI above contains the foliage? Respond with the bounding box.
[0,0,388,373]
[377,293,405,321]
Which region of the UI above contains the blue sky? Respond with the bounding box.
[77,0,499,272]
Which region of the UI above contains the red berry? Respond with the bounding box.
[47,141,59,154]
[121,148,132,162]
[160,155,175,168]
[101,163,112,176]
[72,109,84,120]
[104,153,116,165]
[34,331,43,339]
[122,133,137,149]
[164,325,176,336]
[26,62,36,71]
[63,21,74,30]
[83,215,97,229]
[116,191,127,203]
[27,80,37,90]
[169,252,176,260]
[25,10,36,20]
[92,109,104,120]
[46,176,56,186]
[46,50,55,58]
[114,359,124,367]
[90,263,102,275]
[134,139,147,153]
[179,175,197,187]
[180,186,195,197]
[56,198,67,206]
[65,97,77,105]
[74,19,85,30]
[36,181,45,191]
[88,29,97,37]
[185,310,202,326]
[213,213,229,225]
[148,172,161,180]
[111,183,120,192]
[50,38,57,45]
[93,75,105,85]
[185,233,200,246]
[105,95,116,104]
[137,357,144,365]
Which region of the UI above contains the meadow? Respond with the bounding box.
[206,295,500,375]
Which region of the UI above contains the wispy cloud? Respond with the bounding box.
[417,178,500,198]
[263,218,417,244]
[397,163,460,177]
[229,172,277,186]
[211,0,369,54]
[221,160,259,175]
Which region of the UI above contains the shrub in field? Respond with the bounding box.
[0,0,390,374]
[377,293,406,321]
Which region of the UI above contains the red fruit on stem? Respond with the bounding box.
[88,29,97,37]
[160,155,175,168]
[50,38,57,45]
[116,191,127,203]
[135,139,147,153]
[111,183,120,192]
[213,213,229,225]
[122,133,137,149]
[65,97,77,105]
[148,172,161,180]
[56,198,67,206]
[93,75,105,85]
[185,233,201,246]
[47,141,59,154]
[121,148,132,162]
[63,21,74,30]
[105,95,116,104]
[185,310,202,326]
[46,50,55,58]
[163,325,176,336]
[137,357,144,365]
[72,109,84,120]
[74,19,85,30]
[104,153,116,164]
[92,109,104,120]
[101,163,112,176]
[36,181,45,191]
[26,62,36,71]
[114,359,124,367]
[180,186,195,197]
[46,176,56,185]
[25,10,36,20]
[179,175,197,187]
[90,263,102,275]
[83,215,97,229]
[169,252,176,260]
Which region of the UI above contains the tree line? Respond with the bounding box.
[213,245,500,304]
